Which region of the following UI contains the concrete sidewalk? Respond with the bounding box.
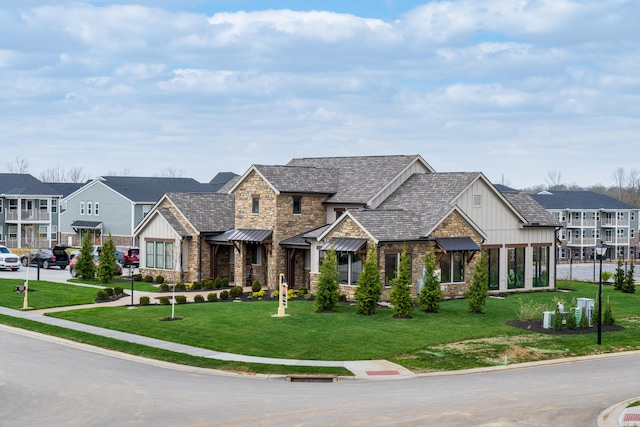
[0,302,415,381]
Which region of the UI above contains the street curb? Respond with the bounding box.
[598,396,640,427]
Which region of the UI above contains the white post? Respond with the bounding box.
[171,283,176,319]
[274,273,288,317]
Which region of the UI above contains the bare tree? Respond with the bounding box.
[545,170,563,190]
[155,167,184,178]
[612,167,626,200]
[7,157,29,174]
[106,168,133,176]
[39,165,66,182]
[67,167,90,183]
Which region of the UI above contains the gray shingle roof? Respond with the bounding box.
[157,207,191,237]
[100,176,216,203]
[502,192,562,227]
[0,173,61,196]
[531,191,639,210]
[287,155,429,204]
[164,192,235,233]
[254,165,338,194]
[349,209,425,241]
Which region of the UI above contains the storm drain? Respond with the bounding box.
[285,375,337,383]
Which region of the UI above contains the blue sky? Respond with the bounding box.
[2,0,639,189]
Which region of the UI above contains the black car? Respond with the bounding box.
[20,245,70,269]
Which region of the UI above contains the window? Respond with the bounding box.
[385,253,398,285]
[143,205,151,217]
[250,245,262,265]
[51,199,57,214]
[487,248,500,290]
[0,226,3,241]
[558,229,566,240]
[8,225,17,240]
[532,246,549,288]
[50,225,57,240]
[38,225,47,239]
[39,199,48,211]
[473,194,482,207]
[252,196,260,214]
[560,211,566,222]
[334,208,345,220]
[9,200,17,210]
[632,212,636,222]
[292,196,302,214]
[507,247,525,289]
[87,201,92,215]
[145,240,174,269]
[439,252,464,283]
[94,202,100,216]
[80,201,85,215]
[338,252,363,285]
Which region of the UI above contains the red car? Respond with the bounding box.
[69,254,123,277]
[116,246,139,267]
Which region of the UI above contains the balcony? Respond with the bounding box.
[602,219,629,227]
[566,219,596,227]
[567,237,596,246]
[5,209,50,222]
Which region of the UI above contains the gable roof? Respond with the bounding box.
[0,173,61,196]
[209,172,239,192]
[164,192,235,233]
[501,192,561,227]
[156,208,191,237]
[47,182,86,198]
[97,176,216,203]
[253,165,338,194]
[531,190,639,210]
[286,154,434,205]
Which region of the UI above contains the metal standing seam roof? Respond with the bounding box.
[435,237,480,252]
[321,237,368,252]
[206,229,273,244]
[70,220,103,229]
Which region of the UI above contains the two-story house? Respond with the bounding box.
[531,190,640,261]
[60,174,236,247]
[136,155,559,299]
[0,174,63,249]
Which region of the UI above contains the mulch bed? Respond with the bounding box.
[508,320,624,335]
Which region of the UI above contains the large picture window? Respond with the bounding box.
[439,252,465,283]
[507,247,525,289]
[487,248,500,290]
[338,252,362,285]
[385,252,411,286]
[146,240,174,269]
[532,246,549,288]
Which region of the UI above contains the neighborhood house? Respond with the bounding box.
[134,155,560,300]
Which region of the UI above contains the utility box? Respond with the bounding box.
[577,298,595,326]
[542,311,553,329]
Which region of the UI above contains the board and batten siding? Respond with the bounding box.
[138,213,185,272]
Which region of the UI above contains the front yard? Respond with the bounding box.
[45,281,640,372]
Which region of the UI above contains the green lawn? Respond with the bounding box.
[3,278,639,374]
[68,277,160,292]
[45,281,640,372]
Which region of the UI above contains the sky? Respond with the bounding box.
[1,0,639,189]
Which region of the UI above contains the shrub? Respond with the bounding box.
[104,287,115,297]
[159,283,170,292]
[315,247,340,313]
[553,305,563,331]
[515,298,549,321]
[213,278,223,289]
[580,307,590,329]
[252,290,266,298]
[287,289,298,300]
[139,296,150,306]
[229,285,244,298]
[97,237,119,283]
[193,294,205,303]
[298,287,308,296]
[155,275,165,284]
[175,295,187,304]
[566,310,578,330]
[219,290,230,300]
[96,290,108,301]
[159,296,170,305]
[251,280,262,293]
[355,245,382,315]
[143,275,154,283]
[467,251,488,314]
[175,282,187,291]
[419,251,443,313]
[190,281,202,290]
[133,273,143,281]
[202,278,214,289]
[220,277,230,287]
[603,297,615,325]
[389,249,414,318]
[622,262,636,294]
[113,286,124,296]
[207,292,218,302]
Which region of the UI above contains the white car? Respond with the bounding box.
[0,245,21,271]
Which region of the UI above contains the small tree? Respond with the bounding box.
[315,247,340,313]
[355,245,381,315]
[622,261,636,294]
[467,251,488,314]
[552,305,563,331]
[75,235,96,280]
[579,307,590,329]
[97,236,118,283]
[603,297,615,325]
[566,309,577,330]
[418,251,443,313]
[389,249,414,318]
[613,258,625,291]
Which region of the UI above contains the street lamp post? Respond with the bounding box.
[595,241,608,345]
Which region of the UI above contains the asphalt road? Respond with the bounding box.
[1,326,639,427]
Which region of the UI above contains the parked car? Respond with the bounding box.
[20,245,70,269]
[69,253,123,277]
[0,245,21,271]
[69,245,101,261]
[116,246,139,267]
